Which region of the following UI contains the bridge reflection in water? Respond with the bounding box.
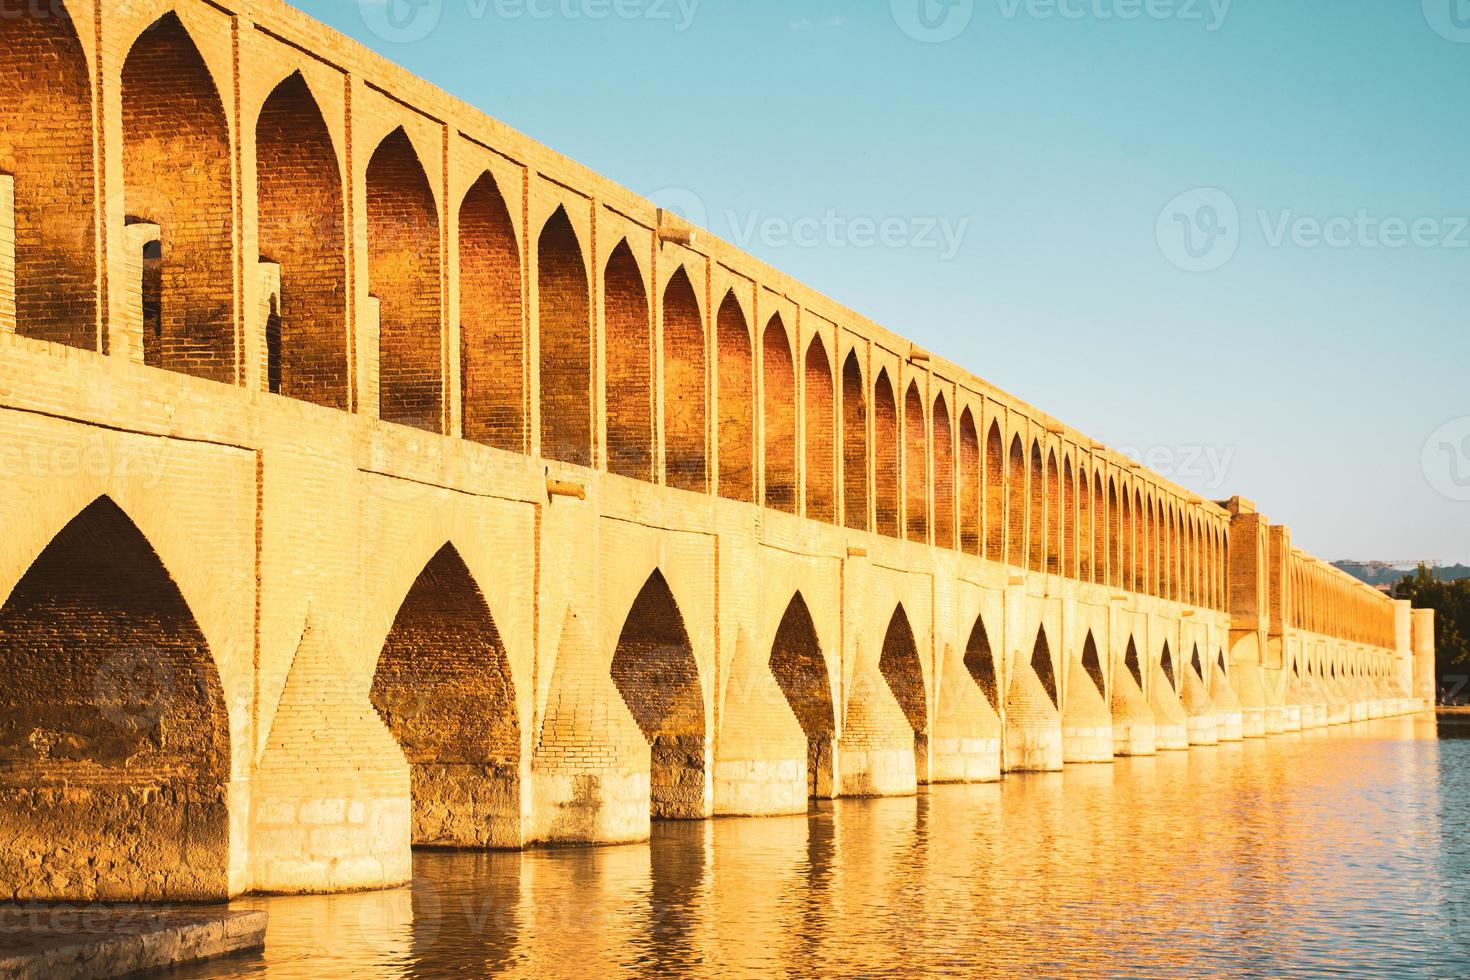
[183,717,1469,979]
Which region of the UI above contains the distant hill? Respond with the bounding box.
[1334,562,1470,588]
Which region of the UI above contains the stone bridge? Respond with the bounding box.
[0,0,1435,903]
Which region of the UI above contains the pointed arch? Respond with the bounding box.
[366,128,442,432]
[715,291,753,501]
[769,593,835,799]
[1107,478,1121,589]
[1132,488,1145,594]
[122,12,234,381]
[880,605,930,778]
[958,408,981,555]
[610,570,706,819]
[256,72,347,408]
[460,171,524,451]
[1078,461,1093,582]
[904,382,928,543]
[1008,435,1027,568]
[985,423,1005,561]
[762,315,797,513]
[0,0,96,347]
[663,267,706,492]
[1093,470,1106,585]
[933,393,955,549]
[873,369,901,536]
[1081,632,1105,696]
[1143,492,1156,596]
[1124,636,1143,689]
[964,615,999,710]
[1029,441,1045,573]
[0,497,231,900]
[372,544,520,846]
[604,240,653,480]
[1032,626,1058,707]
[841,351,869,530]
[1045,449,1061,575]
[1121,485,1135,592]
[804,336,836,522]
[1161,641,1177,691]
[1063,457,1077,579]
[537,207,591,465]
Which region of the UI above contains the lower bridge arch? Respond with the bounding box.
[0,496,231,901]
[768,592,837,800]
[609,570,708,820]
[370,543,521,849]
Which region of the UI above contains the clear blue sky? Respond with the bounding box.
[317,0,1469,564]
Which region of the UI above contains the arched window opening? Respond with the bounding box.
[460,171,524,451]
[762,315,797,513]
[663,268,706,492]
[873,370,900,537]
[804,337,836,523]
[932,394,955,549]
[1008,436,1027,568]
[604,240,653,481]
[985,423,1005,561]
[1028,442,1045,573]
[841,352,869,530]
[537,207,591,465]
[0,0,97,347]
[366,128,442,432]
[1045,450,1061,575]
[715,292,753,501]
[958,409,981,555]
[257,72,347,409]
[122,13,234,381]
[904,382,928,543]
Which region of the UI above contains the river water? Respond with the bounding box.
[186,715,1470,978]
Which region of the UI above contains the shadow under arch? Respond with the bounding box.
[610,569,708,820]
[371,543,521,848]
[769,592,836,799]
[0,496,232,900]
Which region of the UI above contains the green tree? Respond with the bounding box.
[1394,565,1470,702]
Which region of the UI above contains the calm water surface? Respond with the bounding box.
[188,716,1470,978]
